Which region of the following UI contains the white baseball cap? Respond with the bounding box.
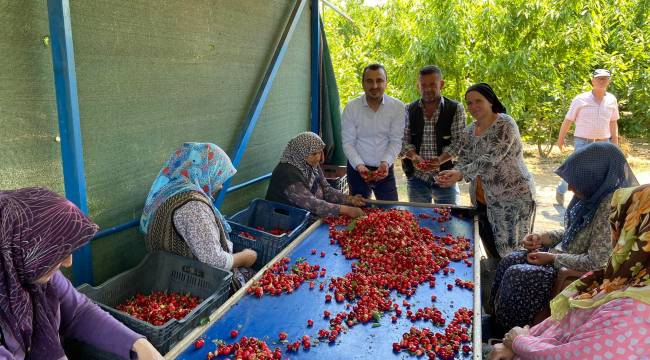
[592,69,611,78]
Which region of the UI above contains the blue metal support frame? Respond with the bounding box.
[92,172,274,240]
[215,0,307,208]
[47,0,94,285]
[93,219,140,241]
[226,172,273,193]
[63,0,313,244]
[310,0,321,134]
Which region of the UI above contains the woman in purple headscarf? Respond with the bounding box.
[0,188,162,359]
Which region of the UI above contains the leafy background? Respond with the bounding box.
[323,0,650,157]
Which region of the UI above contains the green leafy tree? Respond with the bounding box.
[323,0,650,155]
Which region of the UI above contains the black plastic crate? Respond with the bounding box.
[227,199,309,270]
[77,251,232,354]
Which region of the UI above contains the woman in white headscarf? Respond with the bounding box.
[266,132,365,218]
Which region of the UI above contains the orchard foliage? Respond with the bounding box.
[324,0,650,155]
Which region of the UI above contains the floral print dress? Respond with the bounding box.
[450,113,535,257]
[490,194,613,329]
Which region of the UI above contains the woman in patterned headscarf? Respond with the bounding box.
[266,132,365,218]
[489,142,638,332]
[0,188,162,359]
[140,142,257,286]
[489,184,650,360]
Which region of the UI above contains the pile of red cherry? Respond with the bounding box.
[246,257,323,298]
[197,207,474,358]
[116,291,200,326]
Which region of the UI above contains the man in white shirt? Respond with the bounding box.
[555,68,620,206]
[341,64,405,201]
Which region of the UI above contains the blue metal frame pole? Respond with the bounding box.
[47,0,93,285]
[310,0,321,134]
[93,172,273,240]
[226,172,273,193]
[215,0,307,208]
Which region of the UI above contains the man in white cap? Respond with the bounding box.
[555,68,620,206]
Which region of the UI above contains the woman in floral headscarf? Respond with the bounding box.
[140,143,257,286]
[0,188,162,360]
[266,132,366,218]
[489,184,650,360]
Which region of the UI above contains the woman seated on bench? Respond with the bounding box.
[489,184,650,360]
[0,188,162,360]
[266,132,366,218]
[490,142,637,330]
[140,142,256,288]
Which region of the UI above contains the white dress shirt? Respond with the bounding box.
[341,94,405,168]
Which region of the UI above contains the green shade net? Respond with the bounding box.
[319,19,346,166]
[0,0,311,284]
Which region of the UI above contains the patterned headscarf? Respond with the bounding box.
[280,132,326,186]
[555,142,637,249]
[0,188,98,359]
[465,83,507,114]
[140,143,236,234]
[551,184,650,320]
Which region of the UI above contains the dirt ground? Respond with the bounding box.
[392,138,650,233]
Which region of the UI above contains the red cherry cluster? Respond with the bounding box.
[416,208,453,224]
[317,324,343,343]
[364,170,384,182]
[323,207,385,229]
[455,278,475,290]
[116,291,200,326]
[323,214,352,227]
[432,206,452,222]
[438,234,473,262]
[210,336,281,359]
[324,209,474,356]
[442,267,455,275]
[415,159,438,171]
[405,306,446,326]
[255,226,287,236]
[392,307,473,359]
[247,257,322,297]
[234,207,474,358]
[238,231,256,240]
[285,335,312,352]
